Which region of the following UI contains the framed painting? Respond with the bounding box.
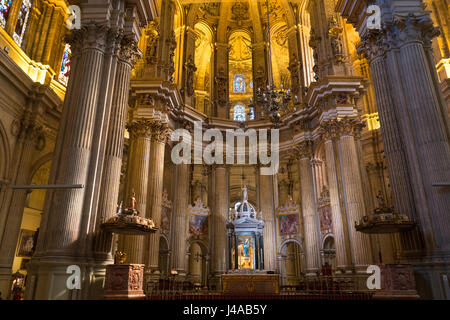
[278,214,300,236]
[189,215,208,236]
[17,229,35,257]
[161,206,171,232]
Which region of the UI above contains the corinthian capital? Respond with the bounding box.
[126,120,153,139]
[392,13,439,48]
[151,122,172,144]
[336,118,365,138]
[119,36,142,66]
[358,31,387,62]
[319,122,340,141]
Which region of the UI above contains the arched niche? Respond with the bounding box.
[158,235,170,276]
[322,234,336,271]
[279,239,303,287]
[187,239,208,286]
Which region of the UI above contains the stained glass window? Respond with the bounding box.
[0,0,12,29]
[248,107,255,120]
[233,104,246,122]
[233,74,245,93]
[58,44,71,85]
[13,0,31,46]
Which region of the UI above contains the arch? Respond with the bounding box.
[278,239,303,286]
[158,235,170,276]
[186,237,209,255]
[279,238,303,255]
[322,233,335,250]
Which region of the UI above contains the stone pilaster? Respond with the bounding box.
[171,162,190,275]
[119,120,153,264]
[320,123,351,272]
[145,121,170,274]
[259,171,277,272]
[297,141,321,275]
[212,165,228,286]
[336,119,372,271]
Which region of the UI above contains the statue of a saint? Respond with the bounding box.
[242,185,248,203]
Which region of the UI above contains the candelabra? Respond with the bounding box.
[255,84,291,124]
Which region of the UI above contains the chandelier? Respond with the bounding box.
[254,0,291,125]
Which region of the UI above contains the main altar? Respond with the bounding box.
[223,186,279,295]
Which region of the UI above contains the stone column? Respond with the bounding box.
[337,119,372,271]
[259,170,277,272]
[94,37,140,262]
[297,141,321,275]
[360,39,422,252]
[145,121,170,274]
[119,120,153,264]
[320,124,351,272]
[212,165,228,285]
[393,16,450,249]
[171,163,190,276]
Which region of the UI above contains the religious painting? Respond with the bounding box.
[161,206,171,232]
[17,229,35,257]
[319,205,333,235]
[0,0,12,29]
[237,235,254,269]
[189,215,208,236]
[278,214,300,236]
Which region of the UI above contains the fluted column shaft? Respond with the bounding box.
[213,166,228,276]
[145,128,168,272]
[394,40,450,249]
[119,122,152,264]
[323,138,350,271]
[297,142,321,275]
[40,28,108,256]
[94,39,138,261]
[338,127,372,270]
[369,55,423,252]
[171,163,190,274]
[259,172,277,271]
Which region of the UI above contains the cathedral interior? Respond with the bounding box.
[0,0,449,300]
